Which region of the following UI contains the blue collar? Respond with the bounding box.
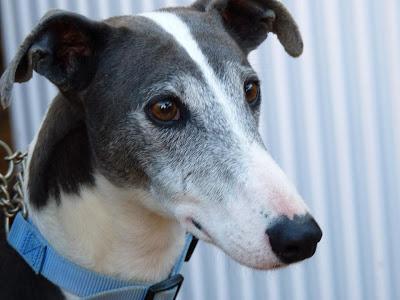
[7,213,197,300]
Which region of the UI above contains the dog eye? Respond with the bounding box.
[244,80,260,106]
[148,98,181,123]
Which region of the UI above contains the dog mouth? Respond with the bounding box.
[191,219,203,231]
[186,218,213,241]
[184,218,291,270]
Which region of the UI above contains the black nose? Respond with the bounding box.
[266,215,323,264]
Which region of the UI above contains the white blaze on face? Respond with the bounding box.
[141,12,311,268]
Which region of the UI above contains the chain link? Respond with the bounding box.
[0,140,27,235]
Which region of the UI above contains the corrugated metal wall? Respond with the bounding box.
[1,1,399,299]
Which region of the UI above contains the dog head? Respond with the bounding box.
[0,0,321,270]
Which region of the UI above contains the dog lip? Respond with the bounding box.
[191,219,203,231]
[188,218,212,241]
[185,219,286,271]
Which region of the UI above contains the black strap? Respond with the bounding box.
[145,274,184,300]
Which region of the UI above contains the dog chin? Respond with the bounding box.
[252,262,287,271]
[225,253,286,271]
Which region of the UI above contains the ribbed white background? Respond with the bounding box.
[1,1,399,299]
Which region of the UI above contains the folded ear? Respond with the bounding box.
[192,0,303,57]
[0,10,109,109]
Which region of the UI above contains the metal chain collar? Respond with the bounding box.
[0,140,27,234]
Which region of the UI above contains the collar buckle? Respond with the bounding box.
[144,274,184,300]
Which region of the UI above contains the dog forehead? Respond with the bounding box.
[101,11,247,106]
[138,9,247,76]
[107,9,246,78]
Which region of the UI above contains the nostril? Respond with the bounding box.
[266,214,323,264]
[277,244,301,261]
[285,245,300,255]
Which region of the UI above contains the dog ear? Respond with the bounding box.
[192,0,303,57]
[0,10,110,109]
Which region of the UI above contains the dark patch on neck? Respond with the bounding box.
[28,94,95,209]
[0,218,64,299]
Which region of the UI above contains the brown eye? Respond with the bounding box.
[148,98,181,123]
[244,80,260,105]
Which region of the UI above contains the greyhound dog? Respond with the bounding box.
[0,0,322,299]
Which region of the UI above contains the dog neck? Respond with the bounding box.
[28,174,186,285]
